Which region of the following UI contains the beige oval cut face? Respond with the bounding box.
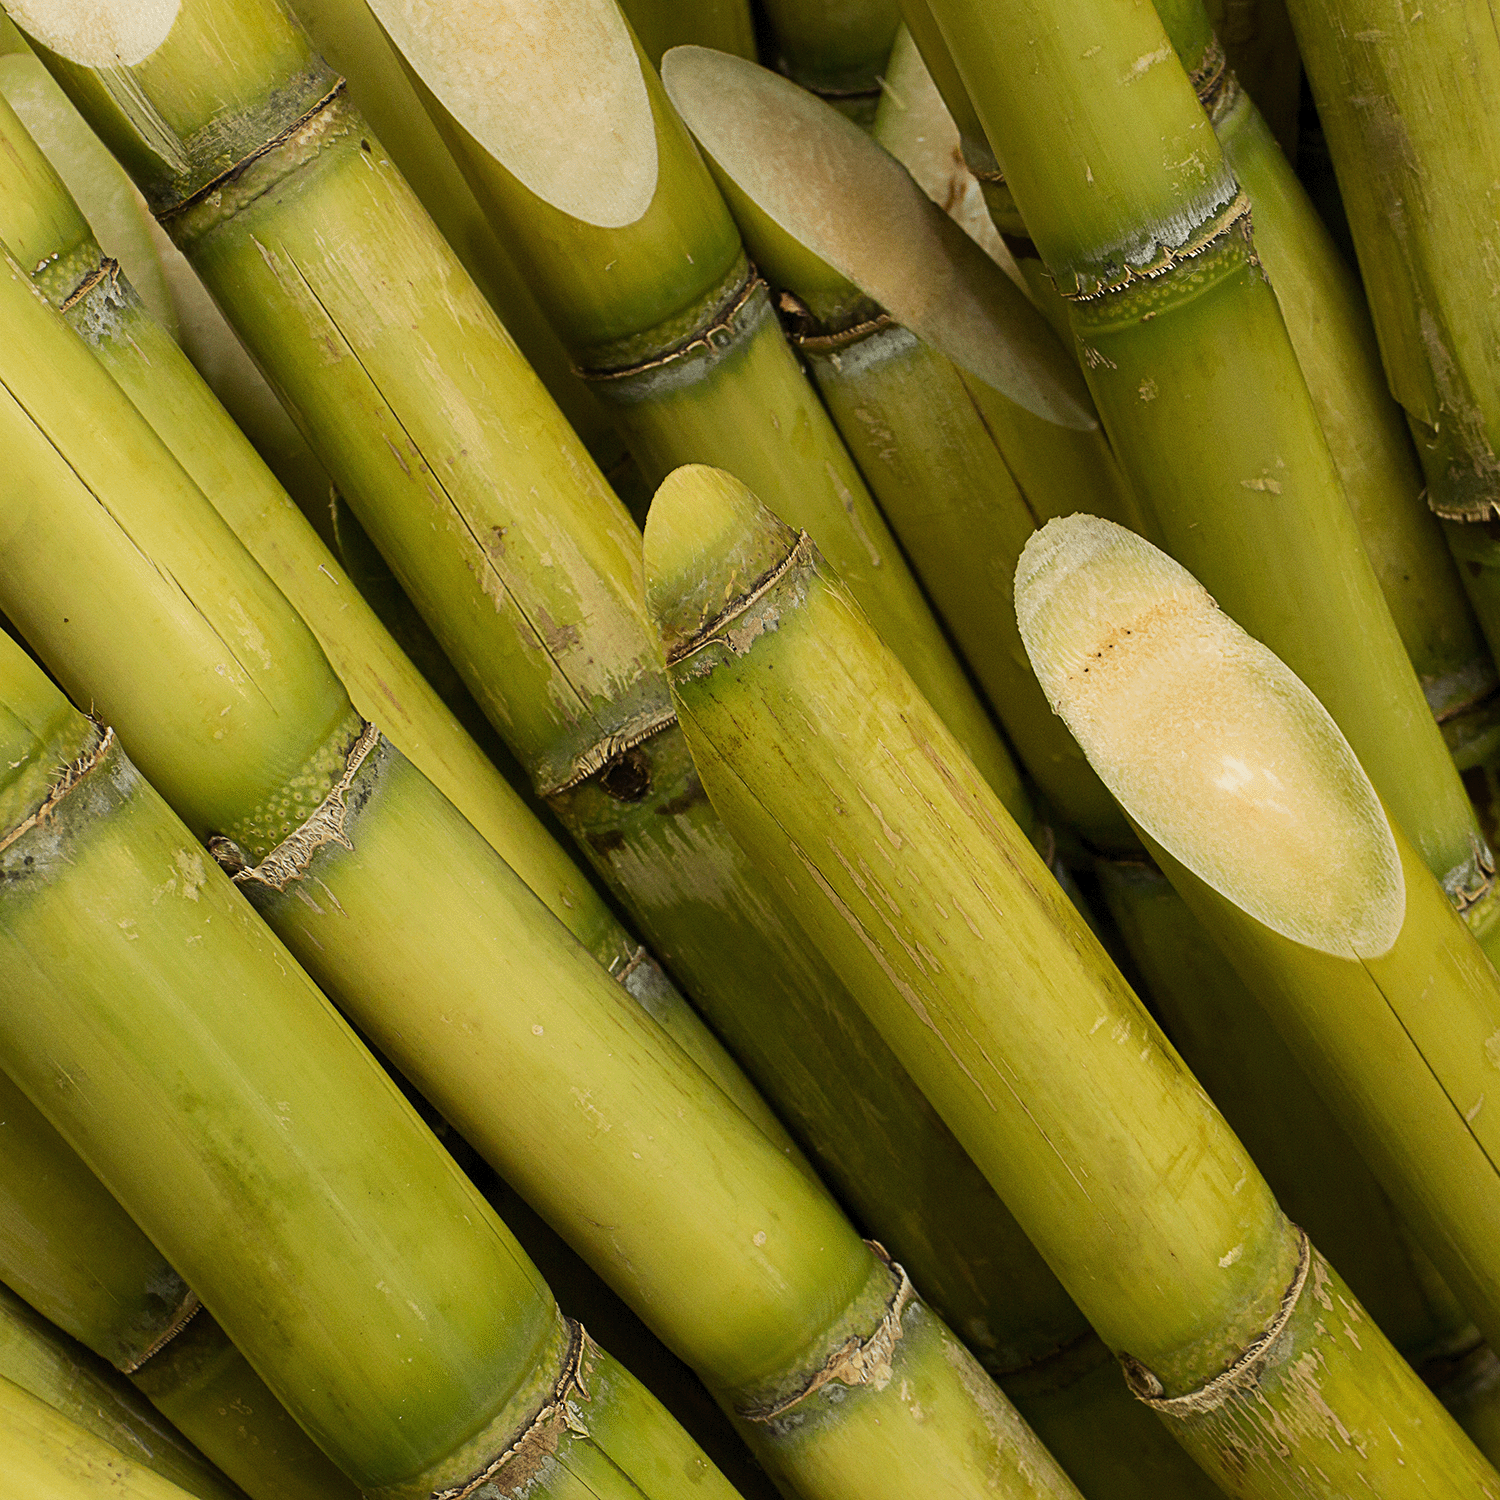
[1016,516,1406,960]
[367,0,658,228]
[6,0,179,66]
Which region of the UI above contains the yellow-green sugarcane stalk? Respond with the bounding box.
[662,45,1140,855]
[1151,0,1500,773]
[363,0,1027,814]
[870,24,1017,278]
[1095,855,1500,1460]
[616,0,755,69]
[0,637,740,1500]
[756,0,900,126]
[919,0,1500,962]
[0,233,1090,1500]
[644,462,1500,1500]
[0,77,723,1085]
[0,1063,356,1500]
[1268,0,1500,707]
[1016,512,1500,1363]
[0,1377,207,1500]
[0,1281,245,1500]
[3,0,1086,1385]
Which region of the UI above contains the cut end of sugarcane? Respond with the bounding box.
[661,44,1092,430]
[366,0,658,228]
[643,465,800,663]
[1015,515,1405,959]
[4,0,178,67]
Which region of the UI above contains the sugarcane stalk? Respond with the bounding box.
[1200,0,1299,157]
[0,220,1093,1500]
[662,45,1139,854]
[0,1376,204,1500]
[919,0,1500,961]
[3,0,1091,1402]
[645,462,1500,1499]
[0,1281,245,1500]
[0,628,744,1500]
[1094,855,1500,1460]
[869,24,1017,278]
[0,1058,363,1500]
[1016,511,1500,1363]
[755,0,900,126]
[0,83,669,1013]
[363,0,1028,816]
[1151,0,1500,762]
[616,0,756,68]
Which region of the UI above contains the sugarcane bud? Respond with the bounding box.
[3,0,176,66]
[365,0,657,226]
[1015,513,1405,958]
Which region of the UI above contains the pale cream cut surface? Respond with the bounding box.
[662,45,1092,429]
[6,0,178,67]
[1015,515,1406,959]
[366,0,658,228]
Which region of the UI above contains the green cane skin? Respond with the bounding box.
[0,684,1085,1500]
[0,651,743,1500]
[0,1376,203,1500]
[1096,858,1500,1462]
[645,465,1500,1499]
[757,0,901,125]
[0,225,790,1143]
[1152,0,1500,727]
[0,1070,353,1500]
[0,211,1097,1500]
[616,0,756,68]
[0,90,643,987]
[279,0,623,468]
[377,4,1026,811]
[1274,0,1500,524]
[0,1283,245,1500]
[11,0,1084,1430]
[921,0,1500,942]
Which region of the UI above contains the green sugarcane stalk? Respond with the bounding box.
[5,0,1079,1388]
[0,629,744,1500]
[616,0,756,68]
[0,1281,245,1500]
[0,77,745,1098]
[756,0,900,126]
[1268,0,1500,710]
[1017,511,1500,1361]
[644,462,1500,1500]
[0,223,1093,1500]
[662,45,1139,856]
[918,0,1500,963]
[363,0,1028,816]
[1151,0,1500,771]
[0,1056,356,1500]
[1,1376,205,1500]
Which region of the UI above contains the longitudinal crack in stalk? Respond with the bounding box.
[0,723,112,855]
[433,1320,594,1500]
[208,720,380,892]
[574,266,767,381]
[740,1243,914,1422]
[120,1289,203,1375]
[1120,1228,1311,1411]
